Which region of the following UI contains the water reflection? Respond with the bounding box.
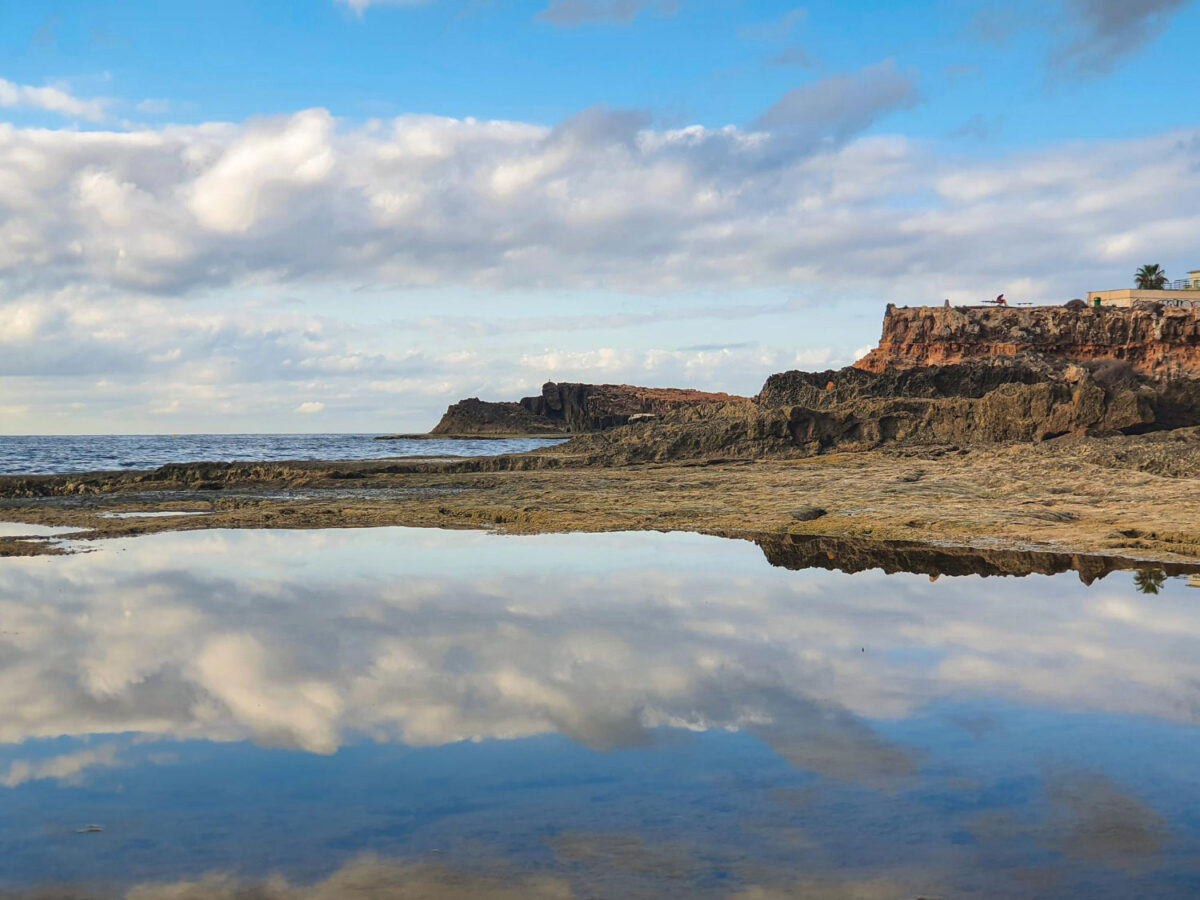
[1,528,1198,897]
[757,532,1200,583]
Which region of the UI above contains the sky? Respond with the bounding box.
[1,0,1199,433]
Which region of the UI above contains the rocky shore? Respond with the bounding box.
[5,304,1200,572]
[3,425,1200,570]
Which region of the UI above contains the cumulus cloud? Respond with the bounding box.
[536,0,676,27]
[0,77,108,122]
[1056,0,1192,75]
[0,287,827,432]
[3,102,1198,303]
[2,103,1200,428]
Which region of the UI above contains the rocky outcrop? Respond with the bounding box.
[855,304,1200,378]
[554,369,1163,464]
[434,305,1200,461]
[430,398,566,435]
[432,382,746,435]
[759,362,1053,408]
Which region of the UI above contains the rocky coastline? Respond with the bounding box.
[5,303,1200,570]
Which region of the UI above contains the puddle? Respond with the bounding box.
[0,521,81,537]
[1,526,1198,898]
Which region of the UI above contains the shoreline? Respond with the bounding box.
[2,428,1200,570]
[374,433,571,440]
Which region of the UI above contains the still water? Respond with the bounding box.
[1,527,1198,897]
[0,434,565,476]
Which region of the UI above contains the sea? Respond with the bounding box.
[0,433,566,476]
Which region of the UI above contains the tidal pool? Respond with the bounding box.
[0,527,1198,898]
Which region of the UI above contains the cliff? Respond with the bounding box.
[854,304,1200,378]
[428,398,567,436]
[431,381,747,435]
[552,368,1160,464]
[433,304,1200,460]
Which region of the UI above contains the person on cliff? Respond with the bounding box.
[994,293,1007,306]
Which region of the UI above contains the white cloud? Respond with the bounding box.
[0,77,109,122]
[0,104,1199,429]
[295,401,325,413]
[0,104,1195,302]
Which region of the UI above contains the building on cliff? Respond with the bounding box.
[1088,268,1200,308]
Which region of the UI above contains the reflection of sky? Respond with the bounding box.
[1,528,1199,896]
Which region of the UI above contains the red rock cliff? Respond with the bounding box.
[854,304,1200,378]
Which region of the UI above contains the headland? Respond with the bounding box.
[6,301,1200,570]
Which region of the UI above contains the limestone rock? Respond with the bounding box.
[855,304,1200,379]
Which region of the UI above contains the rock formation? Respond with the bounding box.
[553,366,1163,464]
[431,382,746,435]
[430,398,566,436]
[855,304,1200,378]
[433,304,1200,462]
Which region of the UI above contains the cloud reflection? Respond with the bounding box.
[0,527,1195,775]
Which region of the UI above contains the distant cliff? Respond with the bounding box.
[854,304,1200,378]
[429,398,567,436]
[431,381,747,435]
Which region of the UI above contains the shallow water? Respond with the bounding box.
[1,527,1198,897]
[0,433,565,475]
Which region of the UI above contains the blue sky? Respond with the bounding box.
[0,0,1198,432]
[7,1,1200,143]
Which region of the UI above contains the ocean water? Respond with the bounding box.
[0,433,565,476]
[1,526,1198,898]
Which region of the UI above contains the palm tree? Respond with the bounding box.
[1134,568,1167,595]
[1135,264,1168,290]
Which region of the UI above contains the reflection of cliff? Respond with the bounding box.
[855,304,1200,378]
[431,381,747,434]
[755,533,1200,585]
